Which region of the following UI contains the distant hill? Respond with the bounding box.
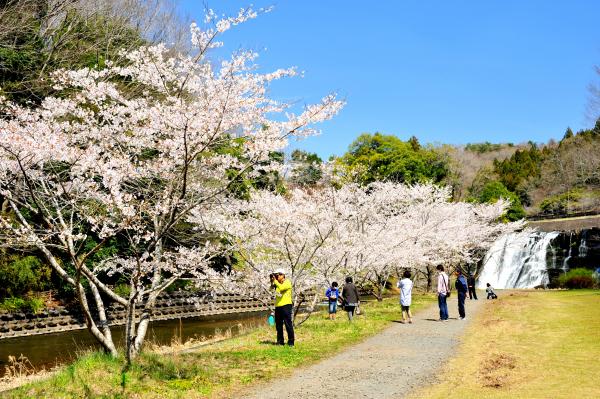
[444,124,600,217]
[334,127,600,220]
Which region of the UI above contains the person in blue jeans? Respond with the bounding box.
[455,269,468,320]
[325,281,339,320]
[436,265,449,321]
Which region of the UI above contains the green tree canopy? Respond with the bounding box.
[492,142,542,193]
[337,133,449,185]
[562,127,574,141]
[477,180,526,221]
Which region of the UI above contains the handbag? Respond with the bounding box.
[443,274,451,298]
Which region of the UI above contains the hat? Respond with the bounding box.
[273,268,285,275]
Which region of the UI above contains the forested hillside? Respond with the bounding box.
[0,0,186,104]
[333,127,600,221]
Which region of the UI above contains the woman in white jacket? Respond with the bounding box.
[397,270,414,323]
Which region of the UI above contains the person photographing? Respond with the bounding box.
[270,268,295,346]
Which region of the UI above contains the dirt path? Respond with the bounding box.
[242,295,486,399]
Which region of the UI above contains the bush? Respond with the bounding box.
[0,255,52,298]
[558,268,596,289]
[0,297,26,312]
[539,190,583,215]
[26,296,45,313]
[0,295,46,313]
[564,276,595,289]
[113,283,131,298]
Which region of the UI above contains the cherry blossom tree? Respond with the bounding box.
[336,182,523,297]
[199,186,347,324]
[204,179,523,317]
[0,8,343,361]
[382,185,524,291]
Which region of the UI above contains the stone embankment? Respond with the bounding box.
[528,214,600,232]
[0,292,268,340]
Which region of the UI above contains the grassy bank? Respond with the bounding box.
[413,290,600,399]
[7,294,434,398]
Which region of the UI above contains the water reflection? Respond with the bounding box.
[0,311,267,375]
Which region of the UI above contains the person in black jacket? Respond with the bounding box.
[455,269,469,320]
[467,274,478,300]
[341,276,360,322]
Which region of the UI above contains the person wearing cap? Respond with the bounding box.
[270,268,294,346]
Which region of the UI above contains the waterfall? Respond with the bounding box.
[579,230,589,258]
[563,232,573,272]
[477,231,560,289]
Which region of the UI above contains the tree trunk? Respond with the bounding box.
[125,287,138,364]
[294,292,320,326]
[426,266,434,292]
[128,290,161,362]
[375,284,384,301]
[36,241,118,355]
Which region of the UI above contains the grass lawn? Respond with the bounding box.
[7,294,434,398]
[413,290,600,399]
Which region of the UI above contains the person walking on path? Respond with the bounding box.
[467,273,478,300]
[455,269,468,320]
[270,268,294,346]
[397,270,413,323]
[436,265,450,321]
[325,281,340,320]
[341,276,360,321]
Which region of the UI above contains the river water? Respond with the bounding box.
[0,311,267,375]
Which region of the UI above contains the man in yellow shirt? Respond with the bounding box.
[270,268,294,346]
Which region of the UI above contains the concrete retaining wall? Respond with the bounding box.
[0,292,269,340]
[527,214,600,232]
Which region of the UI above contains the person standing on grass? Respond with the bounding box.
[325,281,340,320]
[341,276,360,322]
[397,270,413,324]
[270,268,294,346]
[467,273,478,300]
[455,269,468,320]
[436,265,450,321]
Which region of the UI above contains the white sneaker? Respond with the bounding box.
[459,317,466,320]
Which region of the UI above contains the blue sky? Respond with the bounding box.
[179,0,600,160]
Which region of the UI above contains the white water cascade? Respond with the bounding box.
[579,231,589,258]
[477,231,560,289]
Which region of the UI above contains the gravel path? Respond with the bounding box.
[242,295,485,399]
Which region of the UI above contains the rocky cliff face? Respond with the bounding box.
[547,228,600,281]
[477,228,599,289]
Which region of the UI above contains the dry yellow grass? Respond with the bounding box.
[412,290,600,399]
